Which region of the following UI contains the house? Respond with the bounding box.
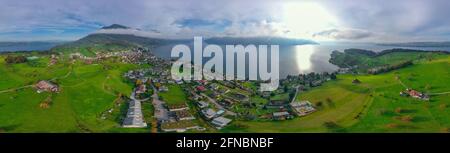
[290,101,316,116]
[159,86,169,92]
[266,100,288,109]
[198,80,208,85]
[272,111,291,120]
[197,101,209,108]
[201,108,217,119]
[403,88,430,101]
[196,86,206,92]
[35,80,59,93]
[135,84,147,94]
[209,83,219,90]
[216,109,225,116]
[176,80,183,84]
[211,117,232,128]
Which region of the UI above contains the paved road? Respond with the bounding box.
[151,86,169,121]
[291,85,301,103]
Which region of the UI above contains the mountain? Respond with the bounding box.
[378,41,450,47]
[51,24,170,54]
[205,36,317,45]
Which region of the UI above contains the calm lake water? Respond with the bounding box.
[152,42,450,78]
[0,42,62,52]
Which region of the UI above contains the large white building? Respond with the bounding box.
[122,100,147,128]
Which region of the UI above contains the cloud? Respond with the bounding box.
[1,0,450,42]
[313,28,373,40]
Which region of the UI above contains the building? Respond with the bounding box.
[167,104,189,112]
[402,88,430,101]
[197,101,209,108]
[211,117,232,128]
[122,100,147,128]
[196,86,206,92]
[290,101,316,116]
[135,84,147,94]
[201,108,217,119]
[173,109,195,121]
[266,100,288,109]
[35,80,59,93]
[159,86,169,92]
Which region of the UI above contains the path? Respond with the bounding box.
[428,91,450,95]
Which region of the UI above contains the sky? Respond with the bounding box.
[1,0,450,42]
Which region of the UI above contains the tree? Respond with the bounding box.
[136,79,142,85]
[5,55,27,64]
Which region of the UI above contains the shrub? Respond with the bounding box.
[5,55,27,64]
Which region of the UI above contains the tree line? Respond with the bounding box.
[368,60,413,75]
[4,55,27,64]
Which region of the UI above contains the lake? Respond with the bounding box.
[152,42,450,78]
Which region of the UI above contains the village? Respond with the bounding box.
[26,47,355,132]
[117,48,329,132]
[28,47,433,132]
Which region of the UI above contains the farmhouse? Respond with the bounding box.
[35,80,59,93]
[290,101,316,116]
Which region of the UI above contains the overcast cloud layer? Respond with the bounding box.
[1,0,450,42]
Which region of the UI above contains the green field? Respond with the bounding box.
[0,55,150,132]
[223,55,450,133]
[158,84,188,106]
[1,51,449,133]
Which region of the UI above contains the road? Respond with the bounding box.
[151,86,169,121]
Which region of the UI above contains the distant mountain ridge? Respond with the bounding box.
[378,41,450,47]
[52,24,317,55]
[101,24,130,29]
[0,41,65,52]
